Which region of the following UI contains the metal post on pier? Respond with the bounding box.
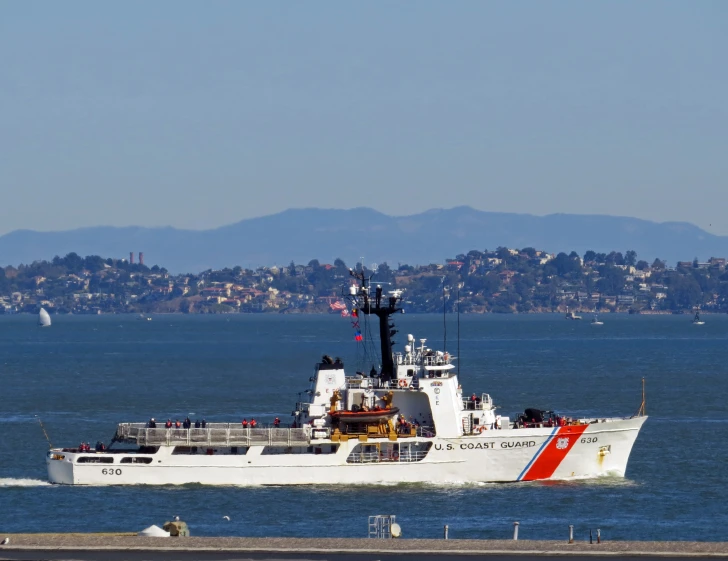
[597,529,601,544]
[444,525,449,540]
[590,529,593,544]
[569,525,574,544]
[513,522,519,540]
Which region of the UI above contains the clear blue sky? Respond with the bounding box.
[1,1,726,235]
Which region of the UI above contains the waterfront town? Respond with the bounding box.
[1,248,727,315]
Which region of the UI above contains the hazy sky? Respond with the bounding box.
[1,1,726,235]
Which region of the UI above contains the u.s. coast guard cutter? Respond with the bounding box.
[47,271,646,485]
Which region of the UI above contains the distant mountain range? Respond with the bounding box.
[0,207,725,273]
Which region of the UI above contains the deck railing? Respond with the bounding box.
[462,393,493,411]
[115,423,311,447]
[415,426,436,438]
[346,450,429,464]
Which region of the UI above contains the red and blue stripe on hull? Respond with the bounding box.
[517,424,589,481]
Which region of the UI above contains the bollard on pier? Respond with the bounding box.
[569,525,574,544]
[444,525,449,540]
[513,521,519,541]
[597,529,601,544]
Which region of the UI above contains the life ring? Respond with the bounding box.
[398,379,408,388]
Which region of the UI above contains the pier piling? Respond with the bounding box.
[569,525,574,544]
[444,525,449,540]
[513,521,519,541]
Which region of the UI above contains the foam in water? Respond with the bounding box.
[0,478,51,487]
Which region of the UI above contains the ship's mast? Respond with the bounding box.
[349,269,401,383]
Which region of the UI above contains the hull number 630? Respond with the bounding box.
[580,437,598,444]
[101,468,122,475]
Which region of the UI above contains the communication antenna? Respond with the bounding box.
[36,415,53,449]
[634,377,646,417]
[442,278,448,353]
[457,284,461,377]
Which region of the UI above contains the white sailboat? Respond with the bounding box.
[38,308,51,327]
[591,311,603,326]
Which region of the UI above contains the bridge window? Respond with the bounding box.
[77,456,114,464]
[120,457,153,464]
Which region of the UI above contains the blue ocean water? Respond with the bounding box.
[0,313,726,541]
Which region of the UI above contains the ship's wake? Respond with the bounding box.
[0,478,52,487]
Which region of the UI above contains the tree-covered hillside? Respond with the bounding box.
[2,248,727,314]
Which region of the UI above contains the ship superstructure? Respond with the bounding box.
[47,271,646,485]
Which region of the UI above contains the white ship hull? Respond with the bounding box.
[47,416,645,486]
[46,276,647,487]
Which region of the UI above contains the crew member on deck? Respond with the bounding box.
[242,419,248,428]
[148,418,156,428]
[250,418,257,428]
[273,417,280,428]
[175,419,181,428]
[194,419,201,428]
[165,419,172,428]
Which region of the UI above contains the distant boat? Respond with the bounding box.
[137,314,152,321]
[38,307,51,327]
[591,312,604,326]
[565,306,582,320]
[692,311,705,325]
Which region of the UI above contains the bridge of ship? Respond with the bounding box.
[115,423,313,447]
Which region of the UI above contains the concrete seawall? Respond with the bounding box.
[1,535,728,561]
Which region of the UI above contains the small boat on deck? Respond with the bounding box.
[330,407,400,424]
